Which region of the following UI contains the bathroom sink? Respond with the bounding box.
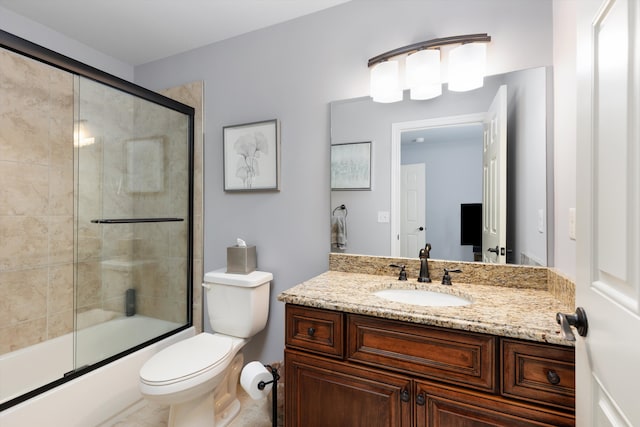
[373,289,472,307]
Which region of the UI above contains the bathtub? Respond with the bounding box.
[0,314,194,427]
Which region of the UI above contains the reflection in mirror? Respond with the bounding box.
[330,67,553,266]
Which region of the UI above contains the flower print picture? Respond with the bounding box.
[223,119,280,191]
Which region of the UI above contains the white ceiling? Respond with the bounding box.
[0,0,351,65]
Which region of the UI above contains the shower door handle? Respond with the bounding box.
[91,217,184,224]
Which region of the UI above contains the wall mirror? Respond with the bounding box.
[330,66,553,265]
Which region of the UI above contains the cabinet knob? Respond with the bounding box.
[416,392,426,406]
[307,327,315,337]
[546,370,561,385]
[400,388,410,402]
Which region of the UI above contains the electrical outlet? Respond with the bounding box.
[569,208,576,240]
[378,211,390,223]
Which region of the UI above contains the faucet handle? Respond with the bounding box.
[441,268,462,285]
[389,264,408,281]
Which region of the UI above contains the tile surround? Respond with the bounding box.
[1,43,205,355]
[0,48,74,354]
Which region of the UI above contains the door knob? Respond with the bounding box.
[487,246,499,254]
[418,226,424,231]
[556,307,588,341]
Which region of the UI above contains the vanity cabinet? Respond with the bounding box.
[285,304,575,427]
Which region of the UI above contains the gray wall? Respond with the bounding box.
[135,0,554,364]
[505,67,551,266]
[2,0,556,365]
[552,0,577,279]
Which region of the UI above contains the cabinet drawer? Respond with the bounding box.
[347,314,497,392]
[285,305,344,358]
[502,339,575,411]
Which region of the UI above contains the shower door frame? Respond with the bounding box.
[0,29,195,411]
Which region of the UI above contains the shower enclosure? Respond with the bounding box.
[0,30,194,410]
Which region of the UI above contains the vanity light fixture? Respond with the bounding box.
[368,33,491,103]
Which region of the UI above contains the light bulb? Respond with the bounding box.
[406,49,442,100]
[370,60,402,103]
[448,43,486,92]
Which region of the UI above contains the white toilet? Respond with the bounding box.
[139,269,272,427]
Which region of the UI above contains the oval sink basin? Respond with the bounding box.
[374,289,472,307]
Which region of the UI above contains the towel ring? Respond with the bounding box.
[333,204,348,216]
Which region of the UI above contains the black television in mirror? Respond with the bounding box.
[460,203,482,247]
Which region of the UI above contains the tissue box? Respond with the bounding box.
[227,245,256,274]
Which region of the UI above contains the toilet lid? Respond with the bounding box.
[140,334,233,385]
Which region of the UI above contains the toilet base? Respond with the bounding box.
[165,352,244,427]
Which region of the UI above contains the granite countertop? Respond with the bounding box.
[278,270,575,347]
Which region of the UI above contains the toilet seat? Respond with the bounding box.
[140,333,233,386]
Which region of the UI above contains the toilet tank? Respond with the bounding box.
[202,269,272,338]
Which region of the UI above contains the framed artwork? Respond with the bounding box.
[126,137,164,193]
[223,119,280,192]
[331,141,371,190]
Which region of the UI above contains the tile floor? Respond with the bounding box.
[110,387,273,427]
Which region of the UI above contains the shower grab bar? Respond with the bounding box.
[90,218,184,224]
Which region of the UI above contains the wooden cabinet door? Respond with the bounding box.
[414,380,575,427]
[285,349,412,427]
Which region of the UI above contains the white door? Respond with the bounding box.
[482,85,507,264]
[400,163,426,257]
[575,0,640,425]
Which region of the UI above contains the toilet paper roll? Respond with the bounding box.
[240,361,273,400]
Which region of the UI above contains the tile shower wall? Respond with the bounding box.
[0,46,204,355]
[160,81,204,333]
[0,48,75,353]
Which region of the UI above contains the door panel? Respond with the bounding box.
[576,0,640,425]
[415,380,574,427]
[401,163,426,257]
[482,85,507,263]
[285,349,412,427]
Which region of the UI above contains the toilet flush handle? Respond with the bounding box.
[202,283,212,290]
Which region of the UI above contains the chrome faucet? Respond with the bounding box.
[418,243,432,283]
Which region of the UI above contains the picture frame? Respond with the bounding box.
[331,141,372,190]
[126,137,164,193]
[223,119,280,192]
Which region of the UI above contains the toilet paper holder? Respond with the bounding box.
[258,364,280,391]
[242,363,280,427]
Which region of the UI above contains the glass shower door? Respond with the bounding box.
[74,76,191,369]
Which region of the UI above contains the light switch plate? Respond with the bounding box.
[537,209,544,233]
[569,208,576,240]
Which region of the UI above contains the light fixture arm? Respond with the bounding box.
[367,33,491,68]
